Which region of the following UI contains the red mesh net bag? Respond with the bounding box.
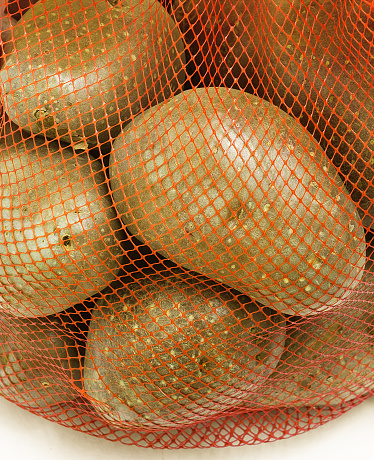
[0,0,373,449]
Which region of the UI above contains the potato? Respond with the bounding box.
[256,0,374,227]
[171,0,260,90]
[83,271,286,428]
[246,343,374,410]
[109,87,366,316]
[0,132,124,317]
[0,0,186,149]
[245,278,374,409]
[0,314,83,410]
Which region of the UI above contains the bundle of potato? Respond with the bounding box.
[253,0,374,228]
[109,87,366,316]
[0,131,124,317]
[0,314,83,410]
[0,0,186,149]
[170,0,260,90]
[83,271,286,428]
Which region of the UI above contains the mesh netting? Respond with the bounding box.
[0,0,372,449]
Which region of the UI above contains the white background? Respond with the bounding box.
[0,395,374,460]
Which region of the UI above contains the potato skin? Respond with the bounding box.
[0,135,124,317]
[0,0,185,149]
[245,271,374,409]
[254,0,374,228]
[245,309,374,408]
[109,87,366,316]
[0,314,83,410]
[83,271,286,428]
[172,0,374,228]
[245,345,374,410]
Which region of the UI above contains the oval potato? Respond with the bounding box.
[0,133,124,317]
[109,87,366,316]
[83,271,286,428]
[0,0,185,149]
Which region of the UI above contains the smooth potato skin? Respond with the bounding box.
[0,0,185,149]
[109,87,366,316]
[171,0,374,228]
[0,135,124,317]
[0,314,83,410]
[83,272,286,428]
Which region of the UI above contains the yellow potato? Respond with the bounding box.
[109,87,366,316]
